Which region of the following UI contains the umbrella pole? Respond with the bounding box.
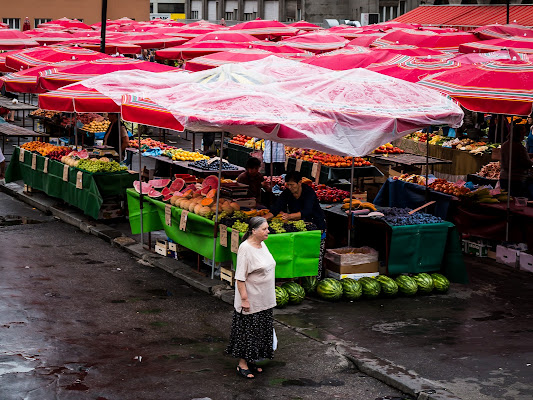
[425,131,429,202]
[138,119,143,248]
[73,112,78,149]
[270,140,273,205]
[347,157,355,246]
[505,118,514,241]
[211,131,225,279]
[118,114,122,162]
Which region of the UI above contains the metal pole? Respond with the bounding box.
[269,140,273,203]
[506,117,514,241]
[100,0,108,54]
[118,114,122,162]
[211,131,225,279]
[425,131,429,202]
[73,113,78,149]
[138,119,144,248]
[506,0,510,25]
[347,157,355,246]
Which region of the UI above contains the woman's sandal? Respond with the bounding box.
[248,363,263,374]
[236,366,255,379]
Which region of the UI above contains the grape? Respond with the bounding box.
[232,220,249,233]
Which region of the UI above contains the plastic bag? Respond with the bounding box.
[272,328,278,351]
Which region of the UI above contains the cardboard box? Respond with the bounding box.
[351,192,368,202]
[496,245,520,267]
[325,270,379,280]
[519,252,533,273]
[324,246,378,266]
[462,240,488,257]
[324,258,379,274]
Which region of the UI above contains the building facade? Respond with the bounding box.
[1,0,150,29]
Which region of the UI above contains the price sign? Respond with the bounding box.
[62,164,69,182]
[231,229,240,253]
[76,171,83,189]
[179,210,189,231]
[43,157,49,174]
[295,158,303,172]
[311,162,319,178]
[19,148,25,162]
[31,153,37,170]
[219,224,228,247]
[165,204,172,226]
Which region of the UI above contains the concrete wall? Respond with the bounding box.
[0,0,150,28]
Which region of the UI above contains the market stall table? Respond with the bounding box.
[0,123,49,154]
[5,147,137,219]
[126,189,321,278]
[0,96,37,128]
[369,152,451,175]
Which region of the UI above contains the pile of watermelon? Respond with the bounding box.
[275,282,306,308]
[314,273,450,302]
[133,174,219,202]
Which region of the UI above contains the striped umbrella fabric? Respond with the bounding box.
[459,37,533,54]
[346,34,386,47]
[372,29,480,52]
[451,49,528,64]
[25,31,76,45]
[248,41,312,56]
[187,31,258,44]
[56,39,141,55]
[280,32,348,53]
[112,33,189,49]
[5,46,110,70]
[229,19,297,40]
[184,49,283,72]
[367,58,462,83]
[0,29,39,50]
[155,41,252,60]
[288,21,323,32]
[39,18,91,30]
[419,60,533,115]
[303,50,407,70]
[474,23,533,40]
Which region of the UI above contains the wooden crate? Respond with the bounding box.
[220,266,235,287]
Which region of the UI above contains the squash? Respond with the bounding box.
[229,202,240,211]
[170,195,179,206]
[206,189,217,198]
[180,199,191,210]
[221,202,234,214]
[201,197,214,207]
[188,201,197,212]
[194,204,203,214]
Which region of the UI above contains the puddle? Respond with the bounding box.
[0,354,36,376]
[0,215,44,227]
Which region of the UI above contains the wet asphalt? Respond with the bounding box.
[0,192,409,400]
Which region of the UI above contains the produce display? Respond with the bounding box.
[188,159,239,171]
[281,282,306,305]
[341,198,377,212]
[76,158,127,173]
[431,273,450,293]
[340,278,362,300]
[476,162,500,180]
[375,276,398,297]
[379,208,444,226]
[82,119,110,133]
[163,148,210,162]
[395,275,418,296]
[373,143,405,154]
[316,278,343,301]
[275,286,290,308]
[229,134,253,146]
[412,272,434,293]
[285,147,371,167]
[265,176,352,204]
[359,277,381,299]
[129,138,174,151]
[21,141,69,156]
[301,276,318,294]
[463,187,508,203]
[30,109,59,119]
[393,173,426,185]
[408,132,498,154]
[429,178,470,196]
[47,148,71,161]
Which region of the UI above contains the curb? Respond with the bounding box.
[1,182,461,400]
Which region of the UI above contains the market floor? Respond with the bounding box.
[0,192,409,400]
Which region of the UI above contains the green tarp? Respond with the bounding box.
[5,147,136,219]
[126,189,321,278]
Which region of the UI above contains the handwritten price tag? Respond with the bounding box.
[31,153,37,170]
[219,224,228,247]
[62,164,69,182]
[231,229,240,253]
[19,148,25,162]
[165,204,172,226]
[295,158,303,172]
[76,171,83,189]
[179,210,188,231]
[43,157,49,174]
[311,162,319,178]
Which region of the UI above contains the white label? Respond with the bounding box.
[165,204,172,226]
[179,210,189,231]
[31,153,37,170]
[62,164,69,182]
[295,158,303,172]
[76,171,83,189]
[311,162,319,178]
[231,229,240,253]
[19,148,25,162]
[219,224,227,247]
[43,157,49,174]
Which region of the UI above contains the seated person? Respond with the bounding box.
[236,157,265,205]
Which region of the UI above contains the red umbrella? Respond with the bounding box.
[376,22,421,30]
[38,58,177,91]
[373,29,480,51]
[474,23,533,40]
[367,57,462,83]
[148,19,185,27]
[328,27,383,40]
[248,41,312,56]
[40,18,91,30]
[229,19,297,40]
[280,31,348,53]
[184,49,283,72]
[0,30,39,50]
[156,41,252,60]
[142,27,190,36]
[56,39,142,55]
[113,33,188,49]
[288,21,323,32]
[419,59,533,115]
[370,45,447,57]
[346,34,386,47]
[26,31,75,45]
[451,49,527,64]
[5,46,110,70]
[187,21,226,29]
[458,37,533,54]
[302,50,405,70]
[162,25,222,39]
[187,31,258,44]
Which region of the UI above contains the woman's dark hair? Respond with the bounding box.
[509,124,526,141]
[285,171,302,183]
[246,157,261,169]
[243,216,267,241]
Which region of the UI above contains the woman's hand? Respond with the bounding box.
[241,299,250,312]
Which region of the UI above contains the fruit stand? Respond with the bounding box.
[5,146,136,219]
[126,189,321,278]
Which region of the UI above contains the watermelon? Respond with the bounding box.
[376,276,398,297]
[316,278,343,301]
[162,194,173,202]
[301,276,318,294]
[202,175,219,189]
[200,186,211,195]
[77,149,89,159]
[281,282,306,305]
[181,183,197,193]
[147,188,162,198]
[359,277,381,299]
[133,181,152,194]
[431,273,450,293]
[169,178,185,192]
[275,286,289,308]
[412,273,434,294]
[148,179,171,188]
[161,187,171,196]
[341,278,362,300]
[395,275,418,296]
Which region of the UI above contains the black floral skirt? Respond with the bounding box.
[226,308,274,362]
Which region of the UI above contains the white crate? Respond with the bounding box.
[519,252,533,273]
[496,245,520,267]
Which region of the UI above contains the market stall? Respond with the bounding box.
[0,122,49,154]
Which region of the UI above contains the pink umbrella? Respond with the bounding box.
[451,49,527,64]
[346,34,386,47]
[184,49,283,72]
[459,37,533,54]
[288,21,323,32]
[148,19,185,27]
[38,57,177,91]
[40,18,91,30]
[0,22,8,29]
[229,19,298,40]
[160,25,222,39]
[376,22,421,30]
[187,21,226,29]
[370,45,447,57]
[67,40,142,55]
[367,57,463,83]
[156,41,252,60]
[5,46,110,70]
[248,41,312,56]
[143,27,191,36]
[280,32,348,53]
[26,31,75,46]
[112,33,188,49]
[474,23,533,40]
[187,31,258,44]
[302,50,406,70]
[0,30,39,50]
[373,29,480,51]
[329,27,382,40]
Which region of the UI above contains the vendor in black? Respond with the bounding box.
[104,113,129,159]
[264,171,326,231]
[236,157,266,206]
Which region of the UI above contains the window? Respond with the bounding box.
[244,12,257,21]
[3,18,20,30]
[35,18,52,27]
[191,10,199,19]
[287,17,295,22]
[150,3,154,13]
[158,3,185,13]
[225,11,234,20]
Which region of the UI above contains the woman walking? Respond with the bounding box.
[226,217,276,379]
